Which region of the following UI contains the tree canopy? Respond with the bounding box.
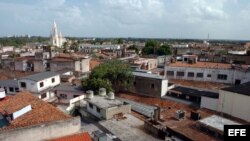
[142,40,172,55]
[82,60,133,93]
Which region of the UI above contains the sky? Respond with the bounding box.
[0,0,250,40]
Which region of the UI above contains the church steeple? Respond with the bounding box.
[50,20,65,48]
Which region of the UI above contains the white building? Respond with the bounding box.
[18,71,60,101]
[218,82,250,122]
[86,90,131,120]
[130,72,170,97]
[165,55,250,84]
[50,21,66,48]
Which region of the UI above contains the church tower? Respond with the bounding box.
[50,21,65,48]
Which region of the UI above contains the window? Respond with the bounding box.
[40,82,44,88]
[89,103,93,109]
[177,71,185,77]
[133,81,136,86]
[207,74,211,77]
[73,95,79,98]
[197,73,203,78]
[15,88,19,92]
[20,82,26,88]
[217,74,227,80]
[41,93,47,99]
[96,107,101,113]
[9,87,14,92]
[51,78,55,83]
[167,71,174,76]
[187,72,194,77]
[151,84,154,88]
[59,94,67,99]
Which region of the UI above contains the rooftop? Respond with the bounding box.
[0,91,70,131]
[198,115,240,132]
[49,132,92,141]
[221,81,250,96]
[132,72,167,80]
[0,79,19,88]
[20,71,59,82]
[168,61,234,69]
[169,79,228,90]
[86,96,123,109]
[55,83,84,94]
[169,86,219,98]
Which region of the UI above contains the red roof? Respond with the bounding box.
[49,132,92,141]
[0,91,70,131]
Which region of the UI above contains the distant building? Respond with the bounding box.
[79,44,121,53]
[218,82,250,122]
[165,55,250,84]
[50,56,90,73]
[0,46,14,53]
[50,21,66,48]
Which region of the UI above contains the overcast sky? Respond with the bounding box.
[0,0,250,40]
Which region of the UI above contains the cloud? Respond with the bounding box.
[0,0,250,39]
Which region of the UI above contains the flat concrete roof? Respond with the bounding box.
[198,115,240,132]
[86,96,123,109]
[99,114,162,141]
[132,72,167,80]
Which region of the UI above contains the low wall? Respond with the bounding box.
[0,117,81,141]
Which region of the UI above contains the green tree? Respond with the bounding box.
[157,44,172,55]
[117,38,123,44]
[143,39,160,55]
[62,42,69,53]
[127,45,139,54]
[82,60,133,93]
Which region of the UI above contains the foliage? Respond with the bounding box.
[82,78,113,93]
[127,45,139,54]
[0,36,49,47]
[157,44,172,55]
[145,39,160,48]
[143,40,172,55]
[82,60,133,93]
[117,38,123,44]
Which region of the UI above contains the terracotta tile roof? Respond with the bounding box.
[49,132,92,141]
[90,59,102,70]
[169,61,233,69]
[0,91,71,131]
[51,57,74,62]
[15,56,35,61]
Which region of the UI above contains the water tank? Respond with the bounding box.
[86,90,94,99]
[99,88,106,96]
[0,88,6,99]
[108,92,115,100]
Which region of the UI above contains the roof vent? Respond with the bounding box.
[86,90,94,99]
[0,88,6,100]
[108,92,115,100]
[99,88,106,96]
